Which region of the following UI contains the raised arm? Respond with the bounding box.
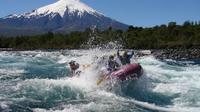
[117,50,120,56]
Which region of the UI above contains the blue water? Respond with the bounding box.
[0,50,200,112]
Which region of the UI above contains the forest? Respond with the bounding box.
[0,21,200,50]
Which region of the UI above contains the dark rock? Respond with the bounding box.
[152,49,200,60]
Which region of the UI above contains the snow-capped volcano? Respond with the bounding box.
[34,0,96,16]
[0,0,128,36]
[8,0,97,18]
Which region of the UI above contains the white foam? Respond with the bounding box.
[33,107,81,112]
[0,101,10,109]
[138,56,200,110]
[1,50,200,111]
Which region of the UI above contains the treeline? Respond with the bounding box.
[0,31,90,50]
[0,21,200,50]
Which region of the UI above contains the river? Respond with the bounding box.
[0,49,199,112]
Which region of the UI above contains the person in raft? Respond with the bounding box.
[117,50,134,65]
[106,55,120,73]
[68,60,81,76]
[97,55,120,85]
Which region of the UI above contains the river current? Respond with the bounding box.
[0,49,200,112]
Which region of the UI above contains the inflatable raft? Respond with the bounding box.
[111,63,143,81]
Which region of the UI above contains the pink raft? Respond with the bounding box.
[111,64,143,81]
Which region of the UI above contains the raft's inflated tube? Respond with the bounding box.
[111,64,143,81]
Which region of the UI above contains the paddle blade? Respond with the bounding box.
[96,78,105,85]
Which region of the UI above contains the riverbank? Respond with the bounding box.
[151,49,200,60]
[1,48,200,60]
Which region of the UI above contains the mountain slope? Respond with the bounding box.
[0,0,128,36]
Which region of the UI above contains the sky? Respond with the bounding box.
[0,0,199,27]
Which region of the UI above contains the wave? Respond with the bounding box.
[0,50,200,112]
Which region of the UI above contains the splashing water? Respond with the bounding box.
[0,49,200,112]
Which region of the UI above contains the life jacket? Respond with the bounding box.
[107,59,119,72]
[120,54,133,65]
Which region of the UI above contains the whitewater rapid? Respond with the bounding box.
[0,49,200,112]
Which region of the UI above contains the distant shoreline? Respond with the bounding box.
[1,48,200,60]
